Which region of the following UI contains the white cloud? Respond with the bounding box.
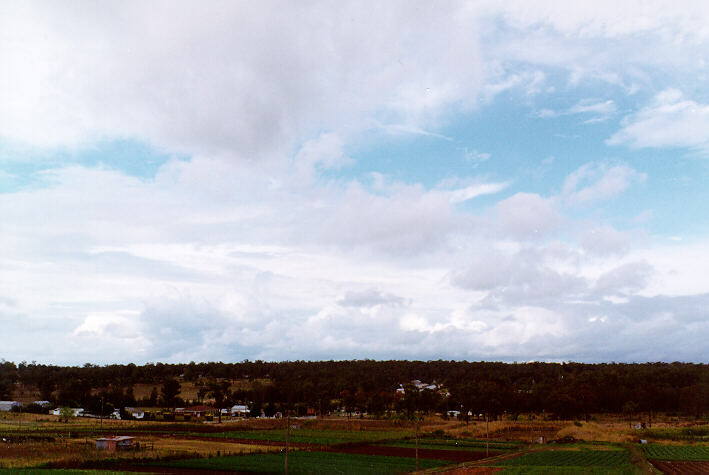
[495,192,561,239]
[448,182,508,204]
[609,89,709,154]
[562,163,646,205]
[581,226,630,256]
[0,1,483,158]
[3,1,709,364]
[338,289,405,308]
[538,99,617,122]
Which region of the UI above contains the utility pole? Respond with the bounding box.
[415,413,419,472]
[285,410,290,475]
[486,413,489,457]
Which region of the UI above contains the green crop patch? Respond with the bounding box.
[380,438,521,452]
[496,449,631,468]
[643,444,709,461]
[498,467,634,474]
[148,450,450,473]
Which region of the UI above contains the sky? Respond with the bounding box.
[2,1,709,365]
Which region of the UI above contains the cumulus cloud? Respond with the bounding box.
[0,1,483,158]
[495,192,561,239]
[581,226,630,256]
[594,261,654,296]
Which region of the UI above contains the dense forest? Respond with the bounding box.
[1,360,708,421]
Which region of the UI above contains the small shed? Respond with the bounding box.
[95,436,135,452]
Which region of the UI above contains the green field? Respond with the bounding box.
[497,468,634,474]
[495,449,632,469]
[148,451,450,474]
[643,443,709,460]
[184,428,411,445]
[379,438,521,452]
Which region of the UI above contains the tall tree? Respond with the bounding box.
[207,380,231,423]
[161,378,181,410]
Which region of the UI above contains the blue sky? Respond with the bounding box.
[3,1,709,364]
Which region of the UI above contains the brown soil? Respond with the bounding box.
[327,444,503,462]
[650,460,709,474]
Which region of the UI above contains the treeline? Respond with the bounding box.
[2,359,709,420]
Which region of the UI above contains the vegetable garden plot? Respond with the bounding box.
[147,450,450,474]
[643,444,709,461]
[496,449,631,467]
[380,438,521,451]
[327,444,503,462]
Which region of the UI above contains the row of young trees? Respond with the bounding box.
[2,359,709,420]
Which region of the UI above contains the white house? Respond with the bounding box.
[231,404,250,416]
[50,407,84,417]
[124,407,145,419]
[0,401,22,411]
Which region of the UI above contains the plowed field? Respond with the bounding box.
[651,460,709,474]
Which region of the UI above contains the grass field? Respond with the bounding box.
[148,450,451,473]
[132,378,271,402]
[640,425,709,441]
[0,433,277,469]
[643,443,709,460]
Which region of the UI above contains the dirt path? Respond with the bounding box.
[627,443,660,473]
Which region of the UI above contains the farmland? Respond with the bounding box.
[182,428,412,445]
[148,451,451,473]
[460,448,636,474]
[494,449,631,468]
[8,413,709,473]
[0,413,518,471]
[643,443,709,461]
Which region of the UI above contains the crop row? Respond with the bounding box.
[149,451,450,474]
[643,444,709,461]
[382,438,520,451]
[498,449,630,467]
